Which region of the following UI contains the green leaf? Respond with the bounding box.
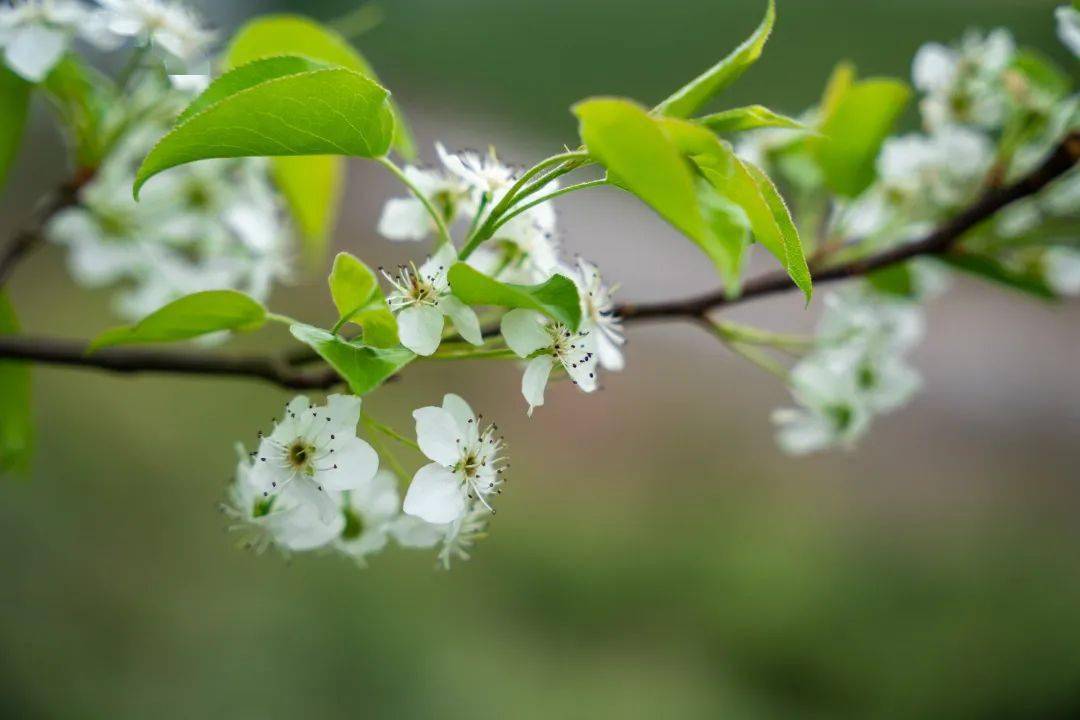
[698,186,751,294]
[696,105,807,135]
[942,253,1056,300]
[41,55,113,167]
[289,323,413,395]
[575,98,711,248]
[0,292,32,476]
[653,0,775,118]
[447,263,582,330]
[1010,49,1070,100]
[225,14,414,159]
[867,264,916,298]
[328,252,398,347]
[134,65,394,197]
[271,154,344,265]
[89,290,267,350]
[176,55,328,124]
[0,67,30,192]
[814,77,911,197]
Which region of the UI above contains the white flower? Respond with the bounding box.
[1056,5,1080,57]
[222,444,344,554]
[878,126,993,209]
[249,394,380,524]
[334,469,402,566]
[436,503,491,569]
[500,308,598,415]
[564,257,625,372]
[912,30,1015,131]
[1044,246,1080,296]
[436,142,516,198]
[97,0,213,63]
[381,243,482,355]
[377,164,467,241]
[0,0,115,81]
[772,351,872,455]
[403,394,506,524]
[389,513,446,549]
[818,286,925,355]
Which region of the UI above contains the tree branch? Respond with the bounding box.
[0,173,87,288]
[0,133,1075,389]
[618,131,1080,322]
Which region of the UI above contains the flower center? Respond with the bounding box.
[287,440,314,471]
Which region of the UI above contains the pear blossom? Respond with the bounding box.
[381,243,482,355]
[817,286,925,355]
[377,164,469,241]
[772,351,872,455]
[222,444,344,554]
[334,470,402,565]
[97,0,213,63]
[500,308,598,415]
[564,257,625,371]
[0,0,117,81]
[912,29,1015,131]
[436,503,491,569]
[248,395,380,524]
[1044,246,1080,296]
[436,142,516,199]
[403,394,506,524]
[1056,5,1080,57]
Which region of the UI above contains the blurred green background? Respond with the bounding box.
[3,0,1080,718]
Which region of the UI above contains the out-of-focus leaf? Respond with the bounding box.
[942,253,1056,300]
[328,252,398,347]
[0,66,30,191]
[699,185,751,294]
[447,263,581,330]
[867,264,916,298]
[271,155,344,266]
[1010,49,1070,99]
[289,323,413,395]
[89,290,267,350]
[697,105,807,135]
[134,65,394,197]
[225,14,414,159]
[815,77,911,198]
[0,292,32,476]
[818,61,856,122]
[41,55,113,167]
[653,0,775,118]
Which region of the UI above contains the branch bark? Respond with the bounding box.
[0,133,1076,389]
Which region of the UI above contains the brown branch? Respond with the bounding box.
[0,335,344,390]
[618,131,1080,322]
[0,172,89,288]
[0,133,1075,389]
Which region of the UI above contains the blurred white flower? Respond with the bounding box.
[0,0,117,81]
[381,243,482,356]
[1057,5,1080,57]
[878,126,994,209]
[248,395,380,524]
[772,351,871,455]
[97,0,213,63]
[1044,246,1080,296]
[564,257,624,372]
[818,286,925,355]
[436,503,491,569]
[334,469,402,566]
[501,308,598,415]
[222,444,345,555]
[377,163,468,242]
[403,394,506,524]
[437,142,516,198]
[912,29,1015,131]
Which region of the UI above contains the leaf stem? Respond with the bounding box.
[362,412,421,452]
[377,156,453,247]
[490,179,608,234]
[265,312,301,326]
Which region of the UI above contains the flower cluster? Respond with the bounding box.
[224,393,502,569]
[0,0,211,82]
[773,279,931,454]
[378,144,625,413]
[45,79,292,321]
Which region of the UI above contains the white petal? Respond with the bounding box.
[390,514,446,548]
[289,476,341,524]
[318,437,379,492]
[595,332,625,372]
[377,198,432,241]
[441,393,475,436]
[439,295,483,345]
[521,355,554,417]
[500,309,550,357]
[412,406,462,465]
[403,463,466,524]
[397,305,444,356]
[911,43,956,92]
[272,501,344,551]
[5,25,66,82]
[1057,6,1080,57]
[323,393,362,434]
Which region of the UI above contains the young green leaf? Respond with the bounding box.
[225,14,414,159]
[0,67,30,192]
[696,105,807,135]
[175,55,328,124]
[271,154,344,266]
[867,264,916,298]
[447,263,582,330]
[89,290,267,351]
[41,55,113,168]
[289,323,413,395]
[653,0,775,118]
[327,252,398,347]
[575,98,711,248]
[814,77,911,198]
[0,292,32,476]
[134,66,394,197]
[698,185,752,295]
